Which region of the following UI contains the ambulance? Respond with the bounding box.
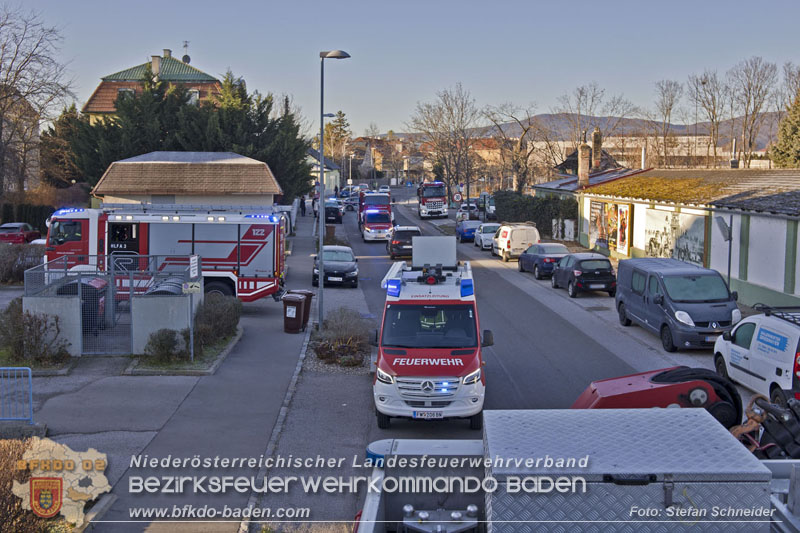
[373,236,493,430]
[44,205,285,302]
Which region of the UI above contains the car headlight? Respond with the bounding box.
[376,367,394,384]
[313,268,319,274]
[463,369,481,385]
[731,309,741,324]
[675,310,695,327]
[346,270,358,277]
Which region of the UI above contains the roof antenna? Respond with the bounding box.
[182,41,191,64]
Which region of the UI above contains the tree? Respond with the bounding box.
[653,80,683,167]
[688,71,727,167]
[553,82,637,152]
[39,104,81,187]
[727,56,778,167]
[484,103,540,192]
[324,110,351,185]
[364,122,380,138]
[0,6,71,195]
[770,93,800,167]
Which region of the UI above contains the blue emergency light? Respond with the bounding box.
[244,214,281,222]
[386,279,402,297]
[53,207,85,216]
[460,279,474,297]
[365,209,382,214]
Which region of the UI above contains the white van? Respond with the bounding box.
[491,224,540,262]
[714,306,800,406]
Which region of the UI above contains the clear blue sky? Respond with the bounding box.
[26,0,800,136]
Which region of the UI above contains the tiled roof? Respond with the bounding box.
[584,169,800,213]
[103,56,218,82]
[82,80,221,114]
[535,168,648,192]
[92,151,282,196]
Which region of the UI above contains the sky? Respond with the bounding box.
[23,0,800,137]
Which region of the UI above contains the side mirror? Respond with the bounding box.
[311,254,317,259]
[354,258,358,262]
[369,329,379,347]
[653,294,664,305]
[722,331,732,341]
[56,237,65,245]
[482,329,494,348]
[731,291,738,301]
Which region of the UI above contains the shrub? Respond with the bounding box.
[0,244,44,284]
[310,307,370,367]
[144,329,182,362]
[493,191,577,238]
[0,298,70,366]
[194,293,242,348]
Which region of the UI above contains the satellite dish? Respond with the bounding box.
[182,54,191,64]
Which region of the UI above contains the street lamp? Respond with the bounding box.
[318,49,350,328]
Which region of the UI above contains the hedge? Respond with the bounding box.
[493,191,577,238]
[0,203,55,233]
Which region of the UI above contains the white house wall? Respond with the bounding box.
[631,203,648,252]
[747,216,786,293]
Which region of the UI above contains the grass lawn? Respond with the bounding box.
[134,335,234,371]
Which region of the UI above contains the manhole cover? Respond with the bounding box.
[585,306,609,312]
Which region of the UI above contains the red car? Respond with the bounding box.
[0,222,40,244]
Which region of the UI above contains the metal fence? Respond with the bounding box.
[24,255,199,356]
[0,367,33,424]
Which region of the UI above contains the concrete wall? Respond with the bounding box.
[131,296,194,355]
[748,216,786,293]
[22,297,82,357]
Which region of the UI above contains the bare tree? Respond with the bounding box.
[688,71,727,167]
[364,122,380,139]
[484,103,543,192]
[653,79,683,167]
[0,6,72,194]
[769,62,800,148]
[727,56,778,167]
[407,83,481,199]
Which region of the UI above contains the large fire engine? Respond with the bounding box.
[417,181,448,219]
[374,236,493,430]
[358,191,392,224]
[44,205,285,302]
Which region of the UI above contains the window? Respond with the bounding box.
[365,212,390,224]
[539,243,569,254]
[49,220,83,245]
[525,245,537,254]
[662,274,730,303]
[733,322,757,349]
[117,88,135,100]
[559,256,573,268]
[580,259,612,270]
[648,276,662,296]
[631,270,646,294]
[322,250,354,262]
[381,304,477,348]
[188,89,200,105]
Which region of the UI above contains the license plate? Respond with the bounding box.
[705,335,718,342]
[413,411,443,420]
[403,245,412,249]
[328,276,342,282]
[589,284,605,289]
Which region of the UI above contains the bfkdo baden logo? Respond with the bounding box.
[30,477,63,518]
[12,437,111,524]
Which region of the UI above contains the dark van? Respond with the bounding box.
[615,258,741,352]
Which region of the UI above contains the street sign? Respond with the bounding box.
[189,255,199,279]
[453,193,463,202]
[182,281,202,294]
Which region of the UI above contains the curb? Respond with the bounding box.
[238,311,314,533]
[122,325,244,376]
[31,357,78,377]
[78,493,118,532]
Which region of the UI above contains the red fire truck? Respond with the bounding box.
[417,181,448,219]
[358,191,392,225]
[374,236,493,430]
[44,206,285,302]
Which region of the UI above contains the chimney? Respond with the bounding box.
[641,146,647,169]
[151,55,160,79]
[163,49,172,58]
[591,127,603,168]
[578,143,591,188]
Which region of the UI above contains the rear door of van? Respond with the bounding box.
[748,319,797,394]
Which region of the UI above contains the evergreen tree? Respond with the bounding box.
[771,90,800,168]
[40,105,82,187]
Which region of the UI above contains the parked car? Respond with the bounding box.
[344,196,358,211]
[455,203,479,222]
[312,245,358,287]
[714,305,800,406]
[455,220,481,243]
[324,202,342,224]
[0,222,40,244]
[616,258,740,352]
[474,223,500,250]
[386,225,421,259]
[379,185,391,194]
[551,253,616,298]
[491,223,540,262]
[518,242,570,278]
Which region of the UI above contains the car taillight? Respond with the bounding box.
[544,258,553,263]
[506,242,511,250]
[573,270,583,277]
[391,240,401,245]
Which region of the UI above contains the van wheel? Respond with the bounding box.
[661,325,677,352]
[376,411,391,429]
[502,251,509,262]
[469,412,483,430]
[567,281,578,298]
[533,265,541,279]
[714,354,729,379]
[771,386,788,408]
[205,281,234,297]
[618,303,631,326]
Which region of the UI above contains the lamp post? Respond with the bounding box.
[318,49,350,328]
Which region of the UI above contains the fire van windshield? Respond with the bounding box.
[381,304,477,348]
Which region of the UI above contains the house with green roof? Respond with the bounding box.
[82,49,221,124]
